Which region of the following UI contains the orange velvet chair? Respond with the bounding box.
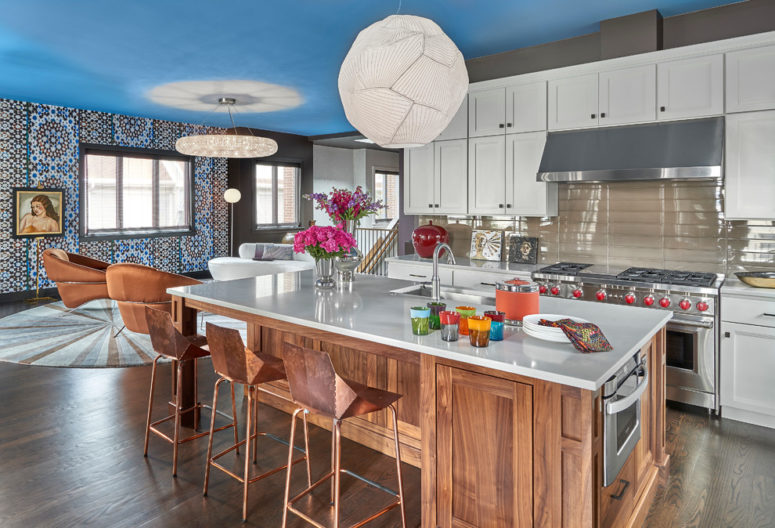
[42,248,110,308]
[106,263,201,334]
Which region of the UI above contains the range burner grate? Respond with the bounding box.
[617,267,717,287]
[537,262,592,275]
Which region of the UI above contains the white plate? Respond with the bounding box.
[523,325,571,343]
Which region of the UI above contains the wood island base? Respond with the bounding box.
[173,295,668,528]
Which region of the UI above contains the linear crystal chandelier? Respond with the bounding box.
[175,97,278,158]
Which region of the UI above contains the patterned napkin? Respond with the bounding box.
[538,318,613,353]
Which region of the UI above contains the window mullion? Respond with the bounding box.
[152,159,159,228]
[273,165,279,225]
[116,156,123,229]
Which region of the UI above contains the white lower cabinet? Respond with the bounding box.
[721,321,775,428]
[452,268,530,290]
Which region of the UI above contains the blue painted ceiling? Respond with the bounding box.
[0,0,737,136]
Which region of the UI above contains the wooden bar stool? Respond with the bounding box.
[281,343,407,528]
[143,307,239,477]
[203,323,312,522]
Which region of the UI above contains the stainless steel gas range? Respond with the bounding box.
[532,263,724,412]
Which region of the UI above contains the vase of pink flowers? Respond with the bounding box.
[293,225,357,288]
[304,186,383,282]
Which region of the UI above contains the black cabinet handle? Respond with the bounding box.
[499,123,505,128]
[506,123,512,127]
[428,203,433,208]
[724,331,731,338]
[409,274,427,278]
[660,106,666,112]
[480,282,496,286]
[506,203,512,208]
[434,204,440,208]
[601,112,606,118]
[591,113,596,119]
[498,204,505,208]
[611,479,630,500]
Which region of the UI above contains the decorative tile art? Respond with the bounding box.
[0,98,229,295]
[470,230,502,261]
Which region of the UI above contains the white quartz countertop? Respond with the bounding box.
[169,272,671,391]
[386,254,539,276]
[722,278,775,299]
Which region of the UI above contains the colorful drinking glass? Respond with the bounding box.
[484,310,506,341]
[468,315,492,347]
[410,306,431,336]
[456,306,476,336]
[439,310,460,342]
[427,302,446,330]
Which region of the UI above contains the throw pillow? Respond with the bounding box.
[261,245,293,260]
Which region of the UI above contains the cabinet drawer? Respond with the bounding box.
[453,268,529,291]
[721,295,775,327]
[387,263,452,284]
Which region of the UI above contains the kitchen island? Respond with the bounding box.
[169,271,670,528]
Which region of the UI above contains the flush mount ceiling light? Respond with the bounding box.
[148,79,303,113]
[338,14,468,149]
[174,97,278,158]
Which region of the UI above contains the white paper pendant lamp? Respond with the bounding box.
[338,15,469,149]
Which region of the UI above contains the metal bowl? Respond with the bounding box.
[735,272,775,289]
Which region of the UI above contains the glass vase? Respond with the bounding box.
[334,219,363,283]
[314,258,335,289]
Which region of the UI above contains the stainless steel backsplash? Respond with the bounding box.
[419,180,775,274]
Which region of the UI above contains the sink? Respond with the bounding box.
[390,284,495,306]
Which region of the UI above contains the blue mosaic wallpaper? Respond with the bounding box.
[0,98,229,294]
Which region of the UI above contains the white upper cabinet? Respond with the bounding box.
[434,139,468,214]
[506,132,557,217]
[469,88,506,137]
[403,143,436,214]
[436,95,469,141]
[725,110,775,220]
[657,54,723,120]
[726,45,775,113]
[548,73,599,130]
[506,81,547,133]
[468,135,507,215]
[598,65,656,126]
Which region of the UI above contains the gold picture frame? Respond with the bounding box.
[13,188,65,238]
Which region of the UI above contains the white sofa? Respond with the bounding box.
[208,243,315,281]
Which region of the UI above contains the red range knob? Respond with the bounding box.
[679,299,691,311]
[572,289,582,298]
[659,297,671,308]
[697,301,709,312]
[596,290,607,301]
[550,286,561,295]
[643,295,655,306]
[624,293,636,304]
[539,285,548,294]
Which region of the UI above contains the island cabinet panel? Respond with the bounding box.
[435,366,533,528]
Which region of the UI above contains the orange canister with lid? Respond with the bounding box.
[495,279,539,325]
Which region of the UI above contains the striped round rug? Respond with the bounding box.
[0,300,247,368]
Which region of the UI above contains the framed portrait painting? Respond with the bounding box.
[508,236,539,264]
[13,188,65,238]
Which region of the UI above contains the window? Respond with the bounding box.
[374,170,400,220]
[255,163,300,228]
[81,147,193,238]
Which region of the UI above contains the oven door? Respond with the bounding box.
[603,360,648,487]
[665,317,715,395]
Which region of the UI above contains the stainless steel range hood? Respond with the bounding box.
[537,117,723,182]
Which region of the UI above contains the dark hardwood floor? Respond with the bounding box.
[1,300,774,527]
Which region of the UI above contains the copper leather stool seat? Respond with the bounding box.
[281,343,407,528]
[42,248,110,308]
[204,323,311,522]
[144,307,239,477]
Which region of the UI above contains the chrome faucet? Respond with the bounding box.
[431,243,456,302]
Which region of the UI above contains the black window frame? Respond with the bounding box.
[254,161,301,230]
[79,144,196,241]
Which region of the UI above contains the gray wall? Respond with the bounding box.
[466,0,775,82]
